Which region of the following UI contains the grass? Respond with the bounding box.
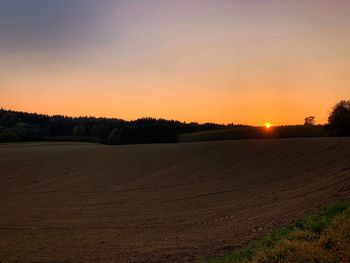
[201,199,350,263]
[178,125,326,143]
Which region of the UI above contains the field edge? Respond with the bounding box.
[201,198,350,263]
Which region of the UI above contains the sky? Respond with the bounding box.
[0,0,349,125]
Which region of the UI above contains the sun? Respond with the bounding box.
[264,123,272,129]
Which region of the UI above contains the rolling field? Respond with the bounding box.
[1,138,350,262]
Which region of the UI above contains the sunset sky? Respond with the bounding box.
[1,0,349,125]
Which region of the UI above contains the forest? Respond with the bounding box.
[0,109,231,144]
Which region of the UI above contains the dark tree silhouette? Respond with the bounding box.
[73,124,86,136]
[328,100,350,136]
[107,128,120,145]
[304,116,316,126]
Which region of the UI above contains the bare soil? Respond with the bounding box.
[1,138,350,262]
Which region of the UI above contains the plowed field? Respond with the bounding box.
[1,138,350,262]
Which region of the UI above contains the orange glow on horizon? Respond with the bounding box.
[265,123,272,129]
[0,1,349,125]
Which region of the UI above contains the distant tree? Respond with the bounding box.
[107,128,120,145]
[0,130,22,142]
[304,116,316,126]
[0,112,18,127]
[73,124,86,136]
[87,124,100,137]
[328,100,350,136]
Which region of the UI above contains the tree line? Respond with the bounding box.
[0,109,233,144]
[0,100,349,144]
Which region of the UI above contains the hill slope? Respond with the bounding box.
[1,138,350,262]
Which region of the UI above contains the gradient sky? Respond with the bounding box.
[1,0,349,125]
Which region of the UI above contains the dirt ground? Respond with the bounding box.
[1,138,350,262]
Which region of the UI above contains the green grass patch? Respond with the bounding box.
[201,200,350,263]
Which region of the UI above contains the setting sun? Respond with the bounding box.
[265,123,272,129]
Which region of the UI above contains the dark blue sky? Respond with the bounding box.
[0,0,117,51]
